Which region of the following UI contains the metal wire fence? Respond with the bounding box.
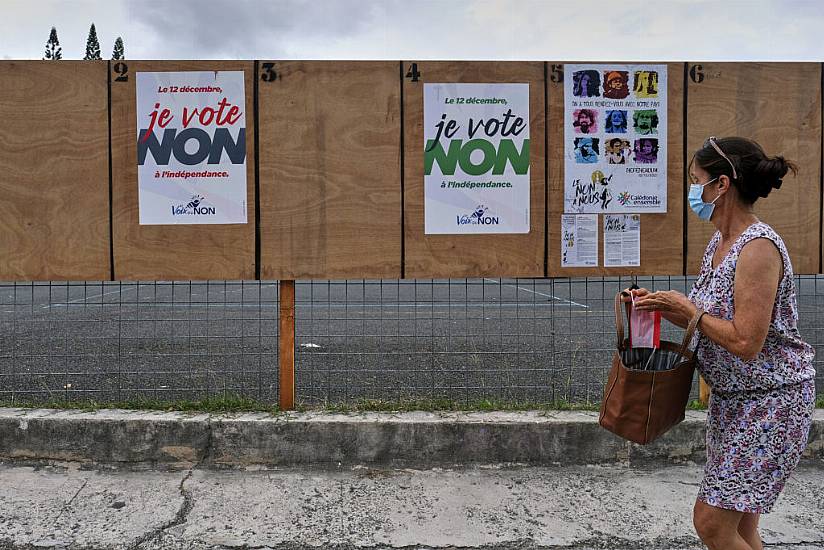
[0,281,279,404]
[1,276,822,407]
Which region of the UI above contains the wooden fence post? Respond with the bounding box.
[279,280,296,410]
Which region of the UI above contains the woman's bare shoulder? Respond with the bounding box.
[739,237,781,262]
[737,237,782,280]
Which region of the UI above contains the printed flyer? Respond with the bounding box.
[561,214,598,267]
[604,214,641,267]
[423,83,530,234]
[136,71,247,225]
[563,64,667,214]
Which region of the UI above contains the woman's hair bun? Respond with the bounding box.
[757,156,792,181]
[752,156,796,197]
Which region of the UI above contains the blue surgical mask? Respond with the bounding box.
[688,178,719,221]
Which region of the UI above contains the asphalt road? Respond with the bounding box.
[1,277,822,405]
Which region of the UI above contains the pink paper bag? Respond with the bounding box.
[629,298,661,349]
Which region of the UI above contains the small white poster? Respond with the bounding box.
[136,71,248,225]
[424,83,530,234]
[564,64,667,214]
[561,214,598,267]
[604,215,641,267]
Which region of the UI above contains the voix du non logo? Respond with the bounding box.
[171,195,217,217]
[456,204,500,226]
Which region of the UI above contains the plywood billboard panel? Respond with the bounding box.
[258,61,401,279]
[110,61,255,280]
[686,62,821,275]
[547,62,685,276]
[0,61,110,280]
[402,61,546,278]
[2,60,821,282]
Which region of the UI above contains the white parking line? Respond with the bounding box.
[39,302,592,310]
[30,284,599,311]
[483,279,589,308]
[40,286,139,309]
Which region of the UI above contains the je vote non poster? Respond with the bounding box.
[136,71,248,225]
[424,83,530,234]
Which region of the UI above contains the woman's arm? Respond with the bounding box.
[661,310,690,329]
[633,238,781,360]
[698,238,781,360]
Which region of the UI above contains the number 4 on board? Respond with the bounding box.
[405,63,421,82]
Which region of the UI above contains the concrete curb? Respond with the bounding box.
[1,408,822,468]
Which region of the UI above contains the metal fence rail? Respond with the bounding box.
[2,277,822,407]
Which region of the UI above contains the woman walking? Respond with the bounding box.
[630,136,816,550]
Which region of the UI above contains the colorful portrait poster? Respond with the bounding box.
[423,83,530,234]
[564,65,667,214]
[136,71,247,225]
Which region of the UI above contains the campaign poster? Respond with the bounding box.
[564,65,667,214]
[136,71,247,225]
[561,214,598,267]
[423,83,530,234]
[604,214,641,267]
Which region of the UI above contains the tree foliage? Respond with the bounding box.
[43,27,62,60]
[112,36,125,60]
[84,23,102,60]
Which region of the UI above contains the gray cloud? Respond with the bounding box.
[1,0,823,61]
[126,0,404,59]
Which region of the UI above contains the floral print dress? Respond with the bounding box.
[688,222,816,513]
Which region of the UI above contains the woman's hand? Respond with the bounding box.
[619,288,693,328]
[620,287,649,303]
[633,290,698,323]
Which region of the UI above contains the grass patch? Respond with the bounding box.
[0,394,280,414]
[687,399,708,411]
[0,395,819,413]
[0,395,600,413]
[319,398,601,413]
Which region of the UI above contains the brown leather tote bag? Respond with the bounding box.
[598,291,700,445]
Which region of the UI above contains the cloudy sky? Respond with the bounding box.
[1,0,822,61]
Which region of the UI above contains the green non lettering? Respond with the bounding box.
[425,138,530,176]
[493,139,530,175]
[458,139,496,176]
[424,139,461,176]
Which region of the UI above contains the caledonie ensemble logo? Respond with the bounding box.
[617,191,631,206]
[617,191,661,207]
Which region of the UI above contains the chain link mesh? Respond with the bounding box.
[1,277,822,406]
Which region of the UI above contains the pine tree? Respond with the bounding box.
[43,27,62,60]
[111,37,125,60]
[84,23,101,60]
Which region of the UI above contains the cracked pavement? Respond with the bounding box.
[0,461,822,550]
